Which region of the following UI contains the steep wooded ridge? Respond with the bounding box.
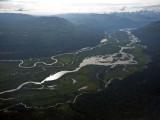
[1,12,160,59]
[0,13,102,59]
[133,20,160,59]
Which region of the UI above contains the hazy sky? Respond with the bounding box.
[0,0,160,15]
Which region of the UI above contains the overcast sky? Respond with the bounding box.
[0,0,160,15]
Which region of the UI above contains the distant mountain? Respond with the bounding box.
[1,12,160,59]
[0,13,34,24]
[0,13,102,59]
[58,14,139,32]
[114,11,160,24]
[26,16,70,26]
[58,12,160,32]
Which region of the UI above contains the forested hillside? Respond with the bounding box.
[133,20,160,59]
[0,14,102,59]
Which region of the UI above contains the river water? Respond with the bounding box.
[0,28,139,95]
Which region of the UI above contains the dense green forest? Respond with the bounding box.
[1,19,160,120]
[0,14,102,59]
[1,12,160,119]
[1,12,160,59]
[133,21,160,59]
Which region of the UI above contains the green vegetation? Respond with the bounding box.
[133,20,160,59]
[104,66,129,80]
[0,13,103,59]
[56,54,73,64]
[1,16,160,120]
[0,29,151,109]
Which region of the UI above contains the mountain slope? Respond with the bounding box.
[58,14,140,32]
[0,14,102,59]
[58,12,160,32]
[0,13,34,24]
[133,20,160,58]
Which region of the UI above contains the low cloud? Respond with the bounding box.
[0,0,160,15]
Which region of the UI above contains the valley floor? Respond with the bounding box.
[0,28,152,119]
